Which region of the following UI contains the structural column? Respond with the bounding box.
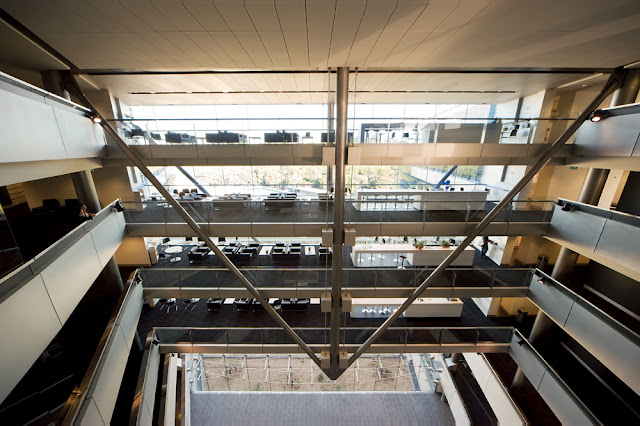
[41,70,70,100]
[326,100,335,192]
[513,70,639,391]
[329,68,348,377]
[71,170,102,213]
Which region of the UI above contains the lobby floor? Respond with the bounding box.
[190,391,455,426]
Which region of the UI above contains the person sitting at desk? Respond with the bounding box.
[78,204,95,221]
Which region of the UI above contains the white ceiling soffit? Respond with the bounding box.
[87,71,599,105]
[2,0,639,71]
[1,0,639,103]
[0,19,67,72]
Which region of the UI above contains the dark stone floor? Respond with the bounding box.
[190,392,455,426]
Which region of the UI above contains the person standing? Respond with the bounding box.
[481,236,495,257]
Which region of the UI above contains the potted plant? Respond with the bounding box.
[414,240,425,250]
[440,240,451,249]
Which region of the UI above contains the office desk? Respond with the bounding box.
[350,243,474,266]
[353,189,487,211]
[350,298,463,318]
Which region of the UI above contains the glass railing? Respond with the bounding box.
[111,117,549,146]
[533,269,640,345]
[121,199,554,225]
[139,267,532,292]
[154,326,514,347]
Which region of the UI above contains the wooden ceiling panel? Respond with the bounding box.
[345,28,384,66]
[358,0,397,30]
[83,0,155,32]
[308,31,331,67]
[187,32,237,68]
[182,0,230,31]
[234,32,273,68]
[244,0,281,31]
[209,32,256,68]
[118,0,179,32]
[306,0,337,31]
[213,0,255,31]
[54,0,126,33]
[150,0,205,31]
[333,0,367,31]
[274,0,307,31]
[283,31,310,68]
[161,33,219,68]
[259,31,292,67]
[328,30,358,66]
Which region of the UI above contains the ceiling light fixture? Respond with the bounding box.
[92,116,102,123]
[589,109,607,122]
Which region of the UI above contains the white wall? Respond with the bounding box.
[0,208,126,403]
[0,73,105,164]
[115,237,151,266]
[463,353,526,425]
[21,174,77,208]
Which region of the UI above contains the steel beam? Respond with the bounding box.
[432,166,458,190]
[347,67,624,368]
[63,75,322,369]
[328,67,348,378]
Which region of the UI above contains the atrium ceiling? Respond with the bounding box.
[1,0,639,104]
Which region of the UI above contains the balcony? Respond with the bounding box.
[546,198,640,281]
[121,198,553,237]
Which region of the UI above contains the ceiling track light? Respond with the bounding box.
[589,109,608,122]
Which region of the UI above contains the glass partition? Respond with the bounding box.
[122,103,561,146]
[120,199,554,225]
[139,267,533,292]
[154,327,513,347]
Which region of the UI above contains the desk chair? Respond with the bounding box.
[165,298,178,313]
[398,255,407,270]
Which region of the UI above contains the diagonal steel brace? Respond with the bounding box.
[346,67,624,368]
[63,75,322,368]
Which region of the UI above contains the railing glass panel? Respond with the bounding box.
[139,267,532,292]
[121,199,553,225]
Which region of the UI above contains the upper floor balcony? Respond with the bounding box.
[546,198,640,281]
[121,196,553,238]
[0,72,105,167]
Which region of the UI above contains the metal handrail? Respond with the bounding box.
[532,269,640,345]
[56,270,141,425]
[512,329,601,424]
[477,353,529,424]
[0,200,121,302]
